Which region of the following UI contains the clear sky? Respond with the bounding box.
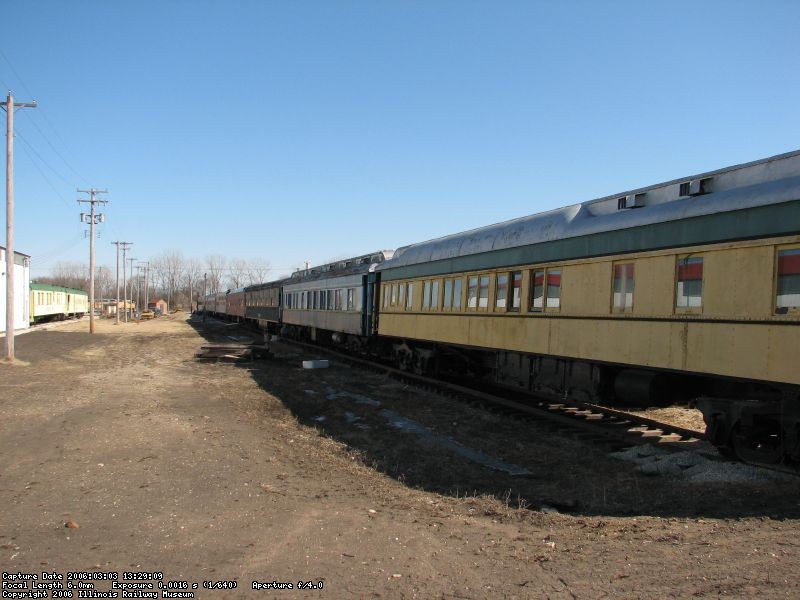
[2,0,799,279]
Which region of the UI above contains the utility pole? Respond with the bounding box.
[2,92,36,362]
[202,272,207,327]
[131,259,142,312]
[77,188,108,334]
[138,261,149,312]
[111,242,123,325]
[143,262,149,312]
[135,264,141,312]
[120,242,132,323]
[127,256,136,319]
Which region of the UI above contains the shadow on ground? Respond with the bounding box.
[189,314,800,520]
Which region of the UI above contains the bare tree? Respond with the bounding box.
[205,254,228,294]
[183,258,203,311]
[246,258,272,286]
[34,262,117,303]
[152,250,186,310]
[39,261,89,290]
[95,266,113,300]
[227,258,248,289]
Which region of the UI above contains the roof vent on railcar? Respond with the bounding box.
[617,192,646,210]
[679,177,713,197]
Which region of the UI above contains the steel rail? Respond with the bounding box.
[282,338,708,451]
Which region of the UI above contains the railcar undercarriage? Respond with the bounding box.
[388,338,800,466]
[261,318,800,466]
[698,394,800,464]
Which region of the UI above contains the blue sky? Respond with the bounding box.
[3,0,799,279]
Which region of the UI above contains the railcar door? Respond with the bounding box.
[364,272,379,336]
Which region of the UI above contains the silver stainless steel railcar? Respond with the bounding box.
[280,251,393,350]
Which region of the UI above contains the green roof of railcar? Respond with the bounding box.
[30,283,88,295]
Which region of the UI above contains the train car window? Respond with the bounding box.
[383,286,389,308]
[391,284,397,306]
[530,270,545,311]
[676,256,703,310]
[347,288,355,311]
[467,276,478,309]
[531,268,561,312]
[423,281,431,309]
[453,279,463,311]
[398,282,405,308]
[443,279,453,310]
[328,289,334,310]
[510,271,522,311]
[547,269,561,310]
[406,282,413,310]
[496,274,508,310]
[613,263,635,312]
[335,289,343,310]
[776,247,800,313]
[431,280,441,311]
[479,275,490,309]
[355,288,363,311]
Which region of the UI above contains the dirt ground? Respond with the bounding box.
[2,314,800,599]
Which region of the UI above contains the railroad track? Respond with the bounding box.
[195,316,799,475]
[282,338,708,456]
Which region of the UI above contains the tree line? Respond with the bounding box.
[32,250,272,311]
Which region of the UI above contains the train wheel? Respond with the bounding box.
[730,419,784,465]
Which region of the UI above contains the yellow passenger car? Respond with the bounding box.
[30,283,89,323]
[377,150,800,464]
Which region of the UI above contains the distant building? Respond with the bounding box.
[148,298,168,315]
[0,246,31,333]
[103,300,135,318]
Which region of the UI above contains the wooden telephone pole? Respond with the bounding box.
[2,92,36,362]
[120,242,132,323]
[77,189,108,334]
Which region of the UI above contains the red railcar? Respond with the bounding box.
[226,288,246,320]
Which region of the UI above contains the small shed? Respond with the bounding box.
[148,298,168,315]
[0,246,30,333]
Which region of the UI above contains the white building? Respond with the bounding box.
[0,246,30,333]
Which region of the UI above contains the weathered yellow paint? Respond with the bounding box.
[379,312,798,385]
[632,255,675,316]
[560,262,611,315]
[705,246,774,317]
[686,322,771,382]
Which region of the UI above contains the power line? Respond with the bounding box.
[15,134,74,212]
[20,111,89,186]
[1,50,90,186]
[15,129,71,185]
